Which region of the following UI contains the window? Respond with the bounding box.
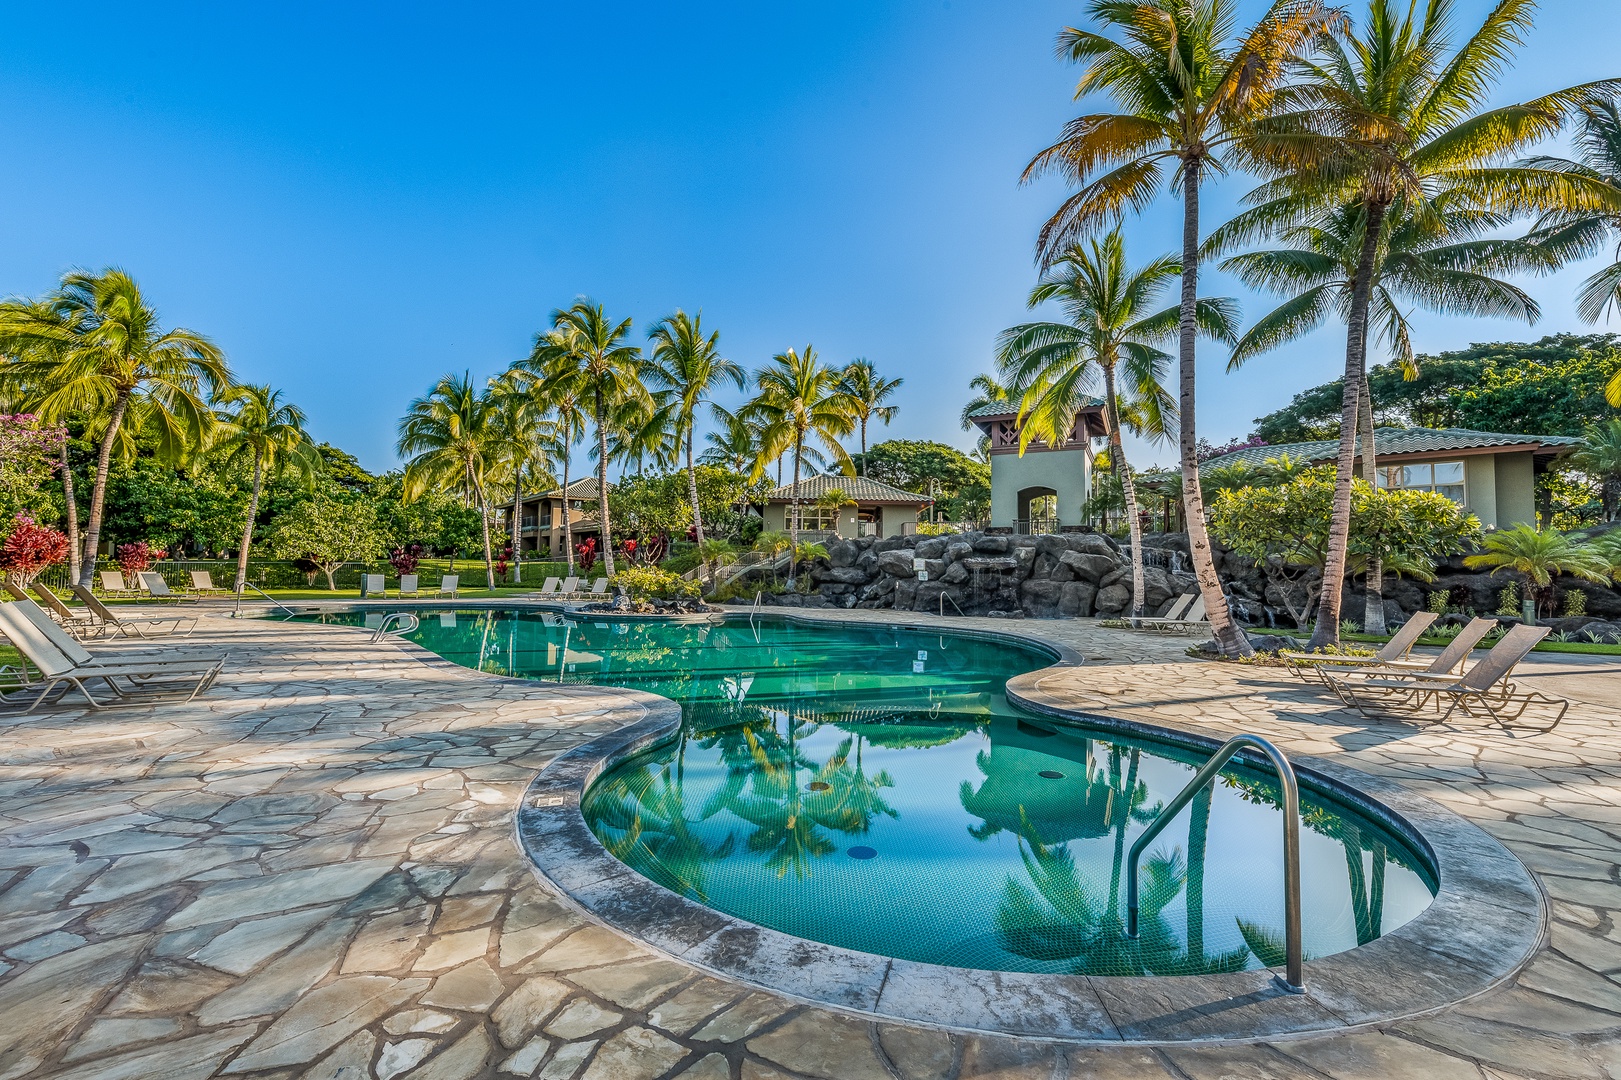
[1376,460,1465,504]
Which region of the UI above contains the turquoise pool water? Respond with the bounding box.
[294,609,1436,975]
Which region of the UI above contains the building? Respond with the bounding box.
[1195,427,1581,530]
[964,399,1109,532]
[509,478,612,555]
[762,475,932,539]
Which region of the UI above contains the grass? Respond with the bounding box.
[0,644,21,669]
[1246,624,1621,656]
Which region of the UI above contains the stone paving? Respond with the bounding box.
[0,606,1619,1079]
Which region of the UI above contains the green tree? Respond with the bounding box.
[848,440,990,520]
[1024,0,1328,656]
[514,346,588,570]
[998,227,1237,621]
[838,358,902,471]
[213,384,321,592]
[1452,343,1621,435]
[397,372,500,588]
[269,495,387,590]
[0,270,230,587]
[1463,524,1613,616]
[1572,419,1621,521]
[647,310,746,547]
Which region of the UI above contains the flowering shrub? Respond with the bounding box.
[389,544,423,576]
[116,540,158,575]
[612,564,700,601]
[0,414,65,526]
[575,536,599,573]
[1195,435,1270,463]
[0,514,69,584]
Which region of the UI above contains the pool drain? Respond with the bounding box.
[807,781,831,792]
[1038,770,1065,779]
[847,846,878,860]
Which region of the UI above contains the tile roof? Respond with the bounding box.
[964,396,1104,420]
[1198,427,1582,472]
[537,477,611,499]
[765,474,931,504]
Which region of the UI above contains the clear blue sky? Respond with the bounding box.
[2,1,1618,474]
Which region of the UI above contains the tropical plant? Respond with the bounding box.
[697,537,738,591]
[744,347,854,585]
[529,301,650,576]
[1024,0,1330,656]
[212,384,321,592]
[838,359,902,472]
[998,227,1237,621]
[0,270,231,588]
[0,513,69,586]
[1238,0,1620,649]
[0,414,66,548]
[268,495,387,591]
[647,310,746,548]
[397,372,500,587]
[1462,524,1613,616]
[959,373,1010,442]
[753,529,793,584]
[1572,419,1621,522]
[613,564,701,602]
[485,370,556,583]
[700,407,762,473]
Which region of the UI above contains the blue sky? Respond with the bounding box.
[2,1,1619,473]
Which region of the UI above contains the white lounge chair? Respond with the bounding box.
[399,574,420,598]
[138,572,197,602]
[559,576,581,598]
[7,582,104,639]
[1280,611,1439,680]
[0,603,224,713]
[538,577,562,598]
[188,570,230,596]
[98,570,138,597]
[1135,594,1207,634]
[362,574,386,597]
[70,585,197,638]
[588,578,609,597]
[435,574,459,598]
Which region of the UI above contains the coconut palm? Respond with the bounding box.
[1024,0,1332,656]
[839,359,903,473]
[213,384,322,592]
[1239,0,1621,649]
[997,228,1238,622]
[960,373,1010,431]
[486,372,557,579]
[515,347,588,570]
[700,407,763,473]
[1213,194,1549,631]
[1572,419,1621,522]
[529,302,650,577]
[647,311,747,546]
[1463,524,1612,616]
[744,347,855,585]
[398,372,501,588]
[605,388,679,477]
[0,270,230,587]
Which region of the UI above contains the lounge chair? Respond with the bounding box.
[558,576,581,598]
[1313,616,1498,686]
[138,572,197,602]
[70,585,197,638]
[399,574,420,598]
[9,598,219,669]
[538,577,562,598]
[588,578,609,597]
[362,574,386,597]
[1135,595,1207,634]
[0,603,224,713]
[98,570,139,597]
[188,570,230,596]
[435,574,459,598]
[1280,611,1439,680]
[9,582,106,639]
[1325,623,1565,730]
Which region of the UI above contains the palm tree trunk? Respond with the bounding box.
[1177,159,1250,657]
[787,435,803,587]
[1309,201,1386,651]
[1359,378,1385,634]
[687,428,706,547]
[596,395,616,577]
[1187,781,1213,964]
[1105,364,1147,624]
[560,438,575,573]
[235,449,264,593]
[860,417,868,476]
[58,430,81,586]
[472,465,495,589]
[511,467,523,584]
[78,390,130,589]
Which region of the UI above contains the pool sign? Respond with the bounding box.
[913,557,926,570]
[912,660,925,673]
[917,570,928,581]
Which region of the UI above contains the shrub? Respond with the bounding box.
[1495,582,1520,616]
[389,544,423,576]
[1425,590,1451,615]
[613,565,700,601]
[916,521,960,536]
[0,514,69,584]
[1562,588,1588,618]
[116,540,158,575]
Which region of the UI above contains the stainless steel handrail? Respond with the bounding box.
[371,612,420,643]
[1125,733,1304,993]
[234,582,299,619]
[940,591,966,618]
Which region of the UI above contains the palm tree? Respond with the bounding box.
[1241,0,1620,649]
[1213,194,1549,632]
[0,270,230,587]
[1463,524,1612,616]
[997,228,1238,623]
[839,359,902,473]
[0,300,85,583]
[606,388,679,477]
[213,384,321,592]
[398,372,501,588]
[744,347,854,586]
[960,372,1010,432]
[486,372,556,580]
[1573,419,1621,522]
[516,346,588,570]
[1024,0,1332,657]
[530,302,650,577]
[647,311,746,546]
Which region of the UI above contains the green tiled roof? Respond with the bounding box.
[1199,427,1582,472]
[964,396,1104,420]
[766,474,930,504]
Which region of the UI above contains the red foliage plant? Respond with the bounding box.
[0,514,70,584]
[116,540,157,575]
[575,536,598,573]
[389,544,423,576]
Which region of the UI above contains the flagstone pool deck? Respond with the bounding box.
[2,605,1619,1079]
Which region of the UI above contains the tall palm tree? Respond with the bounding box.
[960,372,1010,431]
[516,345,588,570]
[530,302,649,577]
[839,359,903,473]
[0,270,230,587]
[1024,0,1333,657]
[997,228,1238,623]
[1213,194,1549,631]
[647,311,746,546]
[398,372,500,588]
[486,372,556,580]
[1241,0,1620,649]
[745,346,854,585]
[606,388,679,477]
[213,384,322,592]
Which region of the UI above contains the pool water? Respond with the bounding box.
[294,609,1436,975]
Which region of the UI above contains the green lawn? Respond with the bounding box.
[1,644,22,669]
[1246,625,1621,656]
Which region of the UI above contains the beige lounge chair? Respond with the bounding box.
[558,576,581,598]
[362,574,386,597]
[12,582,106,639]
[138,572,197,602]
[588,578,609,597]
[398,574,420,598]
[188,570,230,596]
[98,570,138,597]
[1136,594,1207,634]
[538,577,562,598]
[8,598,219,668]
[70,585,197,637]
[1325,623,1564,729]
[0,603,224,713]
[435,574,460,598]
[1314,617,1497,686]
[1280,611,1439,680]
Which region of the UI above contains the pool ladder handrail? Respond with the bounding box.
[1125,733,1304,994]
[234,581,298,619]
[371,612,420,643]
[939,591,965,618]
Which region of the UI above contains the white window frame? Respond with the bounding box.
[1376,459,1466,504]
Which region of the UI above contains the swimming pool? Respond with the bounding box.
[293,608,1436,976]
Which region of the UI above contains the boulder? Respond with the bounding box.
[877,550,917,578]
[1247,633,1302,654]
[1059,581,1097,617]
[873,535,910,554]
[812,566,869,586]
[820,583,854,596]
[894,578,920,610]
[914,537,947,560]
[1035,535,1070,560]
[960,556,1020,574]
[943,541,974,563]
[1094,582,1131,615]
[1066,533,1121,557]
[856,550,879,576]
[941,561,969,585]
[1020,578,1065,617]
[1014,546,1037,574]
[826,539,859,568]
[1059,550,1119,583]
[972,535,1011,555]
